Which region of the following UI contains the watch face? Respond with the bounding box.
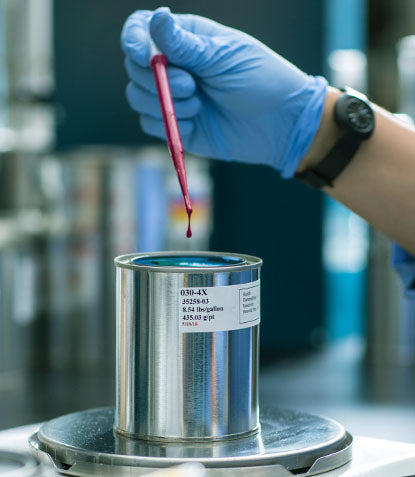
[335,94,375,138]
[346,98,374,133]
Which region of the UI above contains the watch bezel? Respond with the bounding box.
[335,93,375,138]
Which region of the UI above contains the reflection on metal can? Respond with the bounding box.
[115,251,262,442]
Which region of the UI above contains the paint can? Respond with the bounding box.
[114,251,262,441]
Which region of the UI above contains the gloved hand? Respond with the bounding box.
[121,7,327,178]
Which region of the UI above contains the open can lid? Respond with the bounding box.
[114,251,262,273]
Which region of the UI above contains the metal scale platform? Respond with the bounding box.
[30,407,352,476]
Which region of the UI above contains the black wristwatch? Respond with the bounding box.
[295,87,375,189]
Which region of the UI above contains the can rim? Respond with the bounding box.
[114,251,262,273]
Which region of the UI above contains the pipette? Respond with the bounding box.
[149,37,193,238]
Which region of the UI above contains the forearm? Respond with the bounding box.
[298,87,415,254]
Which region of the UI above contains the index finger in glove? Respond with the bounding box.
[121,10,153,67]
[121,8,229,69]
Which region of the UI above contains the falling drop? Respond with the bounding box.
[186,208,192,238]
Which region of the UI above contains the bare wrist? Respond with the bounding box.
[296,86,342,173]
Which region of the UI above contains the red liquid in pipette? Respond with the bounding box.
[150,54,192,238]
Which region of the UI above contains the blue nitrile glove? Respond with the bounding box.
[392,244,415,299]
[121,7,327,178]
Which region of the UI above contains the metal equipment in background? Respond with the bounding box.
[39,147,213,375]
[0,134,213,385]
[0,0,54,390]
[41,147,139,374]
[0,211,48,389]
[397,35,415,119]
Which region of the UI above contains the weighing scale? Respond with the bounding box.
[29,407,351,475]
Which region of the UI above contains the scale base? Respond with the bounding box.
[30,407,352,476]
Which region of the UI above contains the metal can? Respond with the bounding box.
[114,251,262,442]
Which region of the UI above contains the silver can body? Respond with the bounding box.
[114,252,262,442]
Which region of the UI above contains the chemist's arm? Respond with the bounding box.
[297,87,415,255]
[121,9,415,254]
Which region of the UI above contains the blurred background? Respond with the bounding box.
[0,0,414,444]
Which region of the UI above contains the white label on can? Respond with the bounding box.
[179,280,260,333]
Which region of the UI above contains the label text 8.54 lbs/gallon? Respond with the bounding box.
[179,280,260,333]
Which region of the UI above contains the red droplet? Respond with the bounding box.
[186,208,192,238]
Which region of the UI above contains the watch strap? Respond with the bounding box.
[294,132,361,189]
